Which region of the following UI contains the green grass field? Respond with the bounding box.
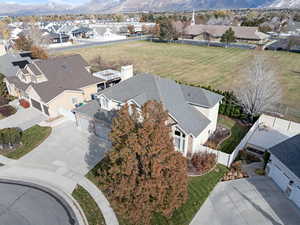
[55,41,300,121]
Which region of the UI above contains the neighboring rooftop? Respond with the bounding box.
[185,24,269,40]
[0,52,32,77]
[269,134,300,179]
[98,74,219,137]
[7,54,104,103]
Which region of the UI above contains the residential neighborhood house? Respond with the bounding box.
[267,134,300,208]
[184,24,269,44]
[4,55,105,117]
[74,73,223,156]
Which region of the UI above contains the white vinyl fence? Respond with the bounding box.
[195,114,300,167]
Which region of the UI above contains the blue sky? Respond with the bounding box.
[0,0,89,5]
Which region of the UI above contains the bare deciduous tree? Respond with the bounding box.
[236,55,281,121]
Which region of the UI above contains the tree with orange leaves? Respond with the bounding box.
[98,101,188,225]
[31,46,48,59]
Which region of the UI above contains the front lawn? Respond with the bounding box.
[4,125,52,159]
[72,185,106,225]
[87,164,228,225]
[217,116,249,154]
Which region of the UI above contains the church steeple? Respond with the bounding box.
[191,9,195,26]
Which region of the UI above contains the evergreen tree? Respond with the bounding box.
[220,27,236,45]
[98,101,188,225]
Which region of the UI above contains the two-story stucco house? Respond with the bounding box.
[4,54,105,117]
[74,73,223,156]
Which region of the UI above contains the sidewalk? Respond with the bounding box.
[0,154,119,225]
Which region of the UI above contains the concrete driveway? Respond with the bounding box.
[19,121,110,176]
[0,180,79,225]
[190,177,300,225]
[0,107,46,130]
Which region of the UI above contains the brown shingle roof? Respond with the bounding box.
[8,54,104,103]
[185,24,268,40]
[32,54,104,103]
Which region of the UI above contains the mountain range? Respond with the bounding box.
[0,0,299,16]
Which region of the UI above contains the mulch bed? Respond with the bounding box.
[222,161,249,181]
[0,96,9,106]
[0,105,16,117]
[187,159,217,176]
[204,125,230,149]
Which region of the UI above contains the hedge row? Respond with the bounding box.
[176,81,248,120]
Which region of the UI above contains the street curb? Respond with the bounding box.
[0,177,88,225]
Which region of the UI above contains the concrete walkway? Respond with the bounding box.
[242,162,264,177]
[190,177,300,225]
[0,107,46,130]
[19,121,109,176]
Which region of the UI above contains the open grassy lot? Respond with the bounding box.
[217,115,249,154]
[55,41,300,121]
[4,125,52,159]
[72,185,106,225]
[87,164,228,225]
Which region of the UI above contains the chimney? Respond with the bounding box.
[121,65,133,81]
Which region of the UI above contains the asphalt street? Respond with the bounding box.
[0,180,79,225]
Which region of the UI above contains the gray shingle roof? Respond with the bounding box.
[180,84,223,108]
[73,100,117,126]
[99,74,215,137]
[269,134,300,179]
[0,53,32,77]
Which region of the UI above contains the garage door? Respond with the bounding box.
[269,165,290,191]
[31,99,42,111]
[95,122,110,140]
[290,187,300,208]
[77,116,92,132]
[77,115,110,140]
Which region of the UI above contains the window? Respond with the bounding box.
[174,128,186,153]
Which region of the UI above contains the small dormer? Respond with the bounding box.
[17,68,31,84]
[25,63,48,84]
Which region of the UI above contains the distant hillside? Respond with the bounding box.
[0,0,299,16]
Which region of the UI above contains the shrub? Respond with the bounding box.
[0,96,9,106]
[19,99,30,108]
[191,151,216,173]
[31,45,48,59]
[255,168,266,176]
[263,151,270,169]
[0,105,16,117]
[0,128,22,149]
